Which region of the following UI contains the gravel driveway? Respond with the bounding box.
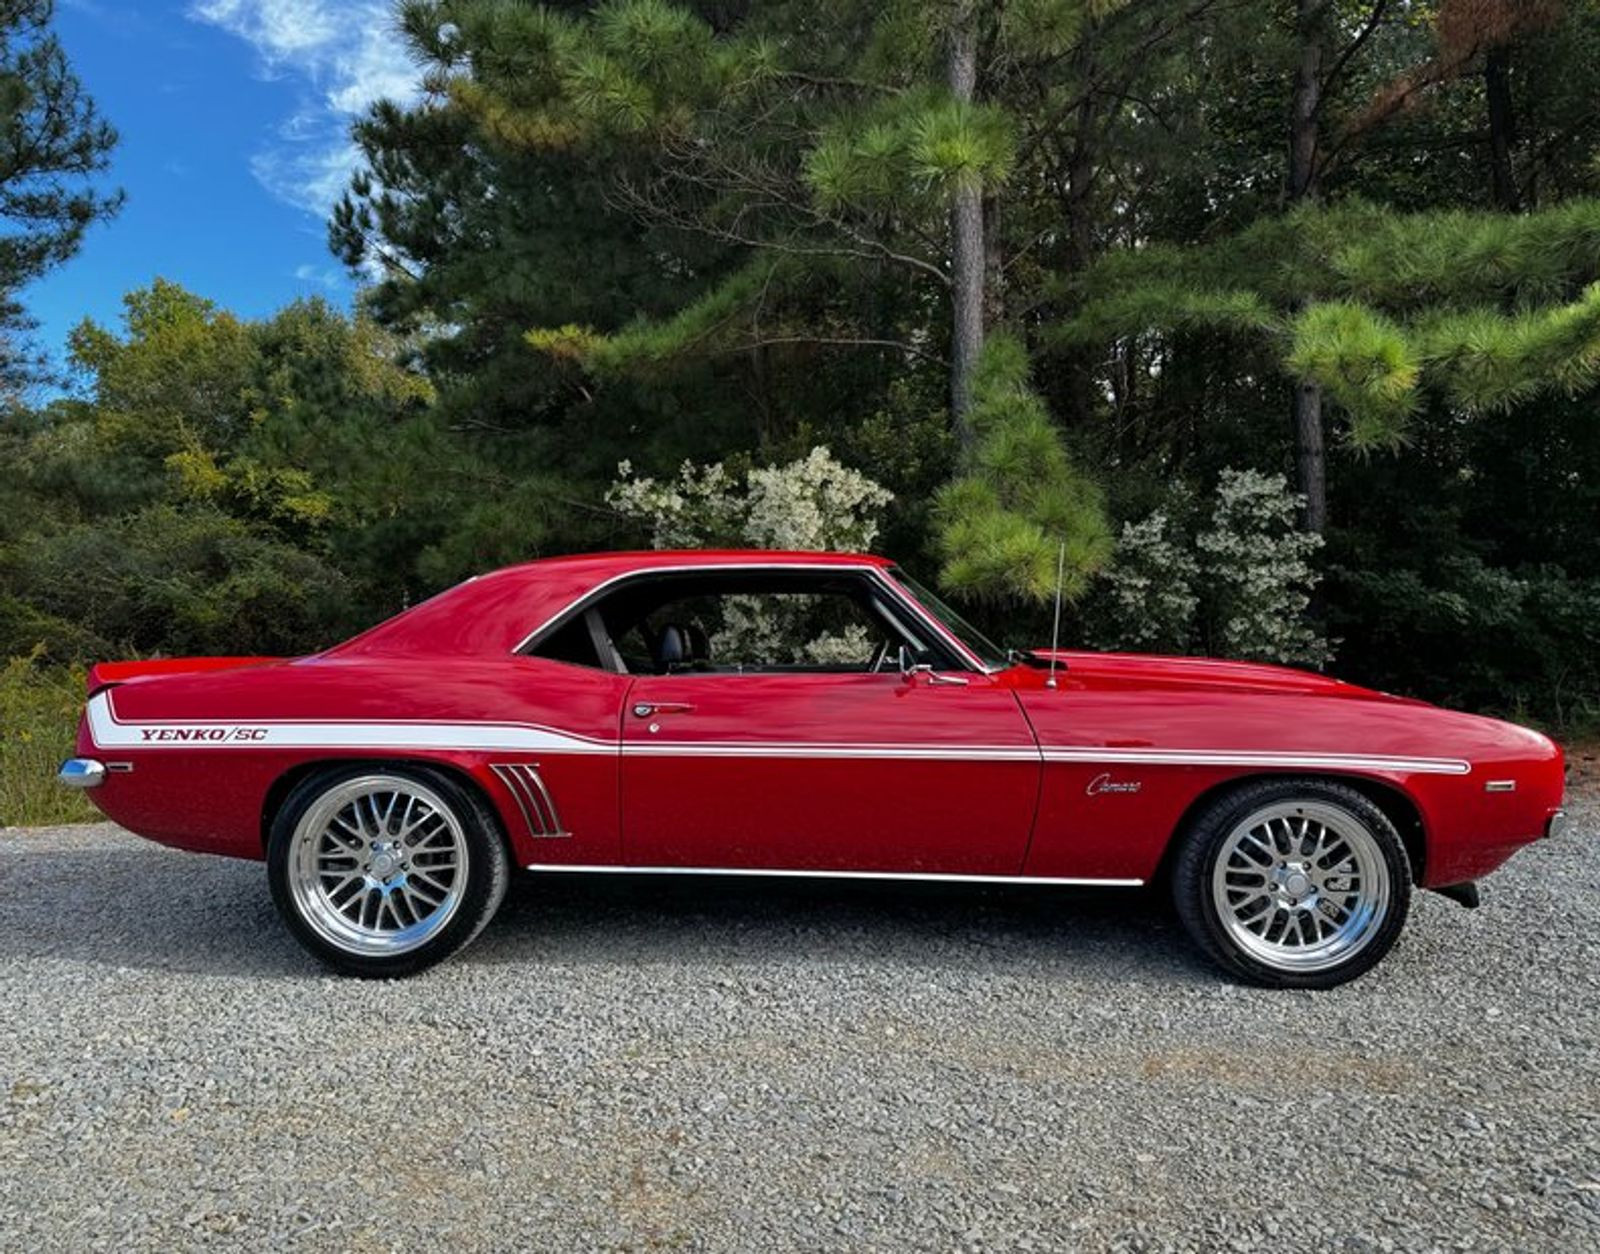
[2,792,1596,1253]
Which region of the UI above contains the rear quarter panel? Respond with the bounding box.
[79,655,629,866]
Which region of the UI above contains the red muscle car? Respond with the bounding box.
[59,550,1567,986]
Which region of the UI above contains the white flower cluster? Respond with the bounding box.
[1197,468,1331,667]
[606,457,744,550]
[607,446,893,553]
[1094,468,1330,667]
[1098,510,1200,652]
[608,447,893,663]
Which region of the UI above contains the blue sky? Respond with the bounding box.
[30,0,418,383]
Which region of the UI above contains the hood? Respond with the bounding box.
[1032,649,1418,703]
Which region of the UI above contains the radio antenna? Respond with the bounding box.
[1046,542,1065,689]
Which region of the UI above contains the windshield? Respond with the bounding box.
[887,568,1009,670]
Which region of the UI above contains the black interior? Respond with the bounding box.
[523,569,957,676]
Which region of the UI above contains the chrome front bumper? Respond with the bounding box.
[58,758,105,789]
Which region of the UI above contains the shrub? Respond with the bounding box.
[1086,468,1330,667]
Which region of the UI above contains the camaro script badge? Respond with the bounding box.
[1086,772,1142,796]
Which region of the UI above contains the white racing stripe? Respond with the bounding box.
[85,692,614,755]
[87,692,1471,774]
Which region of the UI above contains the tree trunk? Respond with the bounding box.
[1288,0,1328,534]
[1287,0,1326,204]
[1485,44,1520,211]
[948,5,982,450]
[1294,378,1328,534]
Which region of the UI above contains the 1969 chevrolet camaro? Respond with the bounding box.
[60,549,1568,986]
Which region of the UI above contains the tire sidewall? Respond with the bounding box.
[1175,779,1414,989]
[267,763,509,978]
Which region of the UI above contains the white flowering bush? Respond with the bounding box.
[607,446,892,552]
[605,458,745,550]
[1096,510,1200,653]
[1198,469,1330,666]
[608,447,893,664]
[1090,468,1330,667]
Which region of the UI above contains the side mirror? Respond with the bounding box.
[898,645,969,687]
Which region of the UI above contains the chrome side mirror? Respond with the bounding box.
[898,645,969,686]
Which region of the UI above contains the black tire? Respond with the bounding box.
[267,763,510,978]
[1171,778,1413,989]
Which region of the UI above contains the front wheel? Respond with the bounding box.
[1171,779,1412,989]
[268,765,509,977]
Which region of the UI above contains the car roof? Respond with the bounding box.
[327,550,894,658]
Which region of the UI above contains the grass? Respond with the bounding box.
[1,655,96,827]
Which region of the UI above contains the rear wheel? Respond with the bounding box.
[1172,779,1412,989]
[267,765,509,977]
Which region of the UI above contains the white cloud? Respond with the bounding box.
[188,1,420,216]
[294,262,344,289]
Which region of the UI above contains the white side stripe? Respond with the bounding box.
[85,692,614,755]
[88,693,1471,774]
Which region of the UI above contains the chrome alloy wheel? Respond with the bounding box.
[1210,801,1392,974]
[286,775,469,957]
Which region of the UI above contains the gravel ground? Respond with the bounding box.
[1,793,1596,1253]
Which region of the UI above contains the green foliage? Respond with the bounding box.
[13,505,350,657]
[0,654,93,827]
[935,334,1110,602]
[807,90,1016,212]
[1286,302,1419,448]
[1062,198,1600,447]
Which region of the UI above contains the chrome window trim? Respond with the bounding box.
[510,561,990,674]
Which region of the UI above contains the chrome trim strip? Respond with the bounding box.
[1038,747,1471,775]
[490,762,571,838]
[490,763,537,836]
[508,561,991,673]
[626,741,1040,761]
[523,863,1144,887]
[523,764,568,835]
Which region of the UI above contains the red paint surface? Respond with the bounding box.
[74,551,1566,889]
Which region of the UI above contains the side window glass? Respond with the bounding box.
[615,588,901,674]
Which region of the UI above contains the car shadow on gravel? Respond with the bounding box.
[0,837,1214,983]
[474,871,1215,985]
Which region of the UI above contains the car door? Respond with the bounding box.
[615,573,1041,875]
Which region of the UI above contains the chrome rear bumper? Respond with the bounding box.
[58,758,105,789]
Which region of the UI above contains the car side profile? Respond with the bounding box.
[60,550,1568,987]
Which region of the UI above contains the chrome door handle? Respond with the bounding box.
[632,702,694,718]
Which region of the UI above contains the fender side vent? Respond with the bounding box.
[491,763,571,839]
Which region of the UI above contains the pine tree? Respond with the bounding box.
[1056,196,1600,458]
[345,0,1244,602]
[0,0,120,392]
